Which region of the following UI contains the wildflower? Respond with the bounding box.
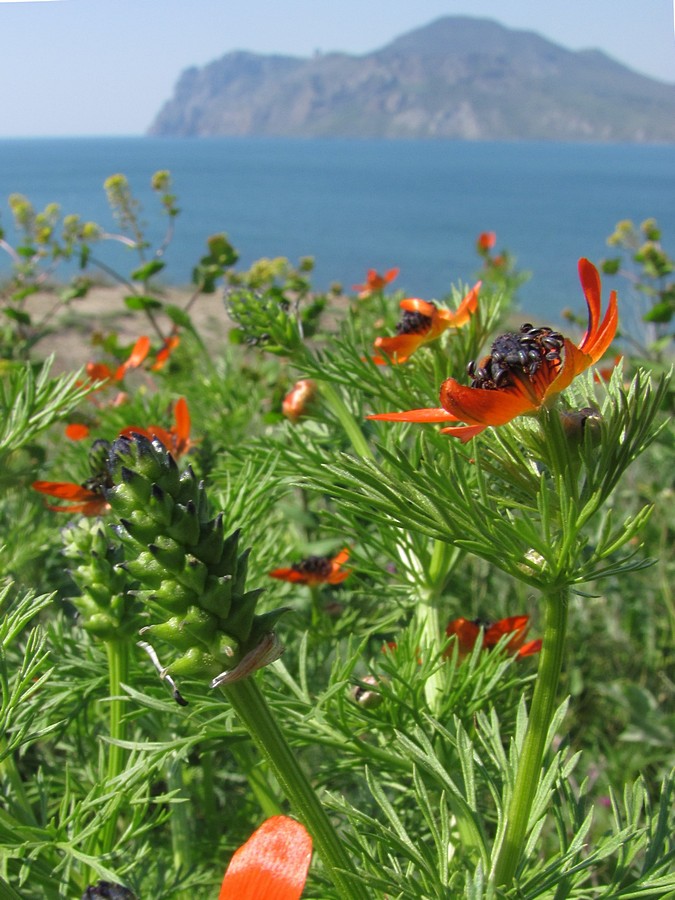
[477,231,497,253]
[445,615,542,659]
[282,379,316,422]
[371,283,480,365]
[270,548,350,586]
[86,335,151,384]
[120,397,191,458]
[65,422,91,441]
[219,816,312,900]
[150,334,181,371]
[353,267,399,299]
[32,440,112,516]
[368,259,617,440]
[32,481,110,516]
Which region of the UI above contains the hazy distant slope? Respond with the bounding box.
[149,16,675,142]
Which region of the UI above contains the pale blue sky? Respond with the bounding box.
[0,0,673,137]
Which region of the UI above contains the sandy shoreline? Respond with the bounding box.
[26,285,233,372]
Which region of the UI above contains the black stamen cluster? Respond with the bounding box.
[395,305,434,336]
[467,324,565,389]
[82,439,114,496]
[292,555,333,578]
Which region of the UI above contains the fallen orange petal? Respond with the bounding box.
[219,816,312,900]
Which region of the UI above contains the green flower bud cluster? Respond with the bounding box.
[106,434,287,683]
[62,518,141,640]
[226,285,304,356]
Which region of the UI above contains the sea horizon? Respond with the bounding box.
[1,135,673,327]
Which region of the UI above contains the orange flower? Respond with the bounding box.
[86,335,151,384]
[150,334,181,371]
[371,283,480,365]
[477,231,497,252]
[445,615,542,660]
[120,397,191,458]
[282,380,316,422]
[353,267,399,299]
[33,439,112,515]
[270,548,350,586]
[219,816,312,900]
[65,422,91,441]
[368,259,618,440]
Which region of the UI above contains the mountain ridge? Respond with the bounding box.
[149,16,675,142]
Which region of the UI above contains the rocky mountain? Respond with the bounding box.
[149,16,675,142]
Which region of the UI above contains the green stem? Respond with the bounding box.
[98,639,130,855]
[231,743,283,818]
[416,541,459,713]
[317,382,373,460]
[223,677,369,900]
[491,587,568,887]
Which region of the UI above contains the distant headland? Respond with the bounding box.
[148,15,675,143]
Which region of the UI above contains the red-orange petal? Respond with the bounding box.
[368,407,459,424]
[399,297,436,317]
[219,816,312,900]
[172,397,191,454]
[373,332,426,364]
[578,258,602,345]
[269,568,309,584]
[86,363,114,382]
[438,423,488,442]
[439,378,536,426]
[577,259,619,362]
[46,499,110,516]
[485,615,529,648]
[331,548,350,567]
[437,281,481,327]
[32,481,96,501]
[327,570,350,585]
[517,639,542,658]
[65,423,91,441]
[124,335,152,370]
[151,335,180,371]
[445,618,481,654]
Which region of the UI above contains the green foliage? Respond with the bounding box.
[0,183,672,898]
[602,218,674,360]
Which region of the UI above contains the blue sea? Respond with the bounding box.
[0,137,673,321]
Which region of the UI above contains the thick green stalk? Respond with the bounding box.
[223,677,369,900]
[98,639,130,856]
[317,382,373,460]
[416,541,459,713]
[491,587,568,887]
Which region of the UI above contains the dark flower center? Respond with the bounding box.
[83,439,114,495]
[395,304,435,336]
[467,324,564,389]
[293,555,333,578]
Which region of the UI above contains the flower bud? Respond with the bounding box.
[106,434,288,686]
[352,675,386,709]
[62,518,141,640]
